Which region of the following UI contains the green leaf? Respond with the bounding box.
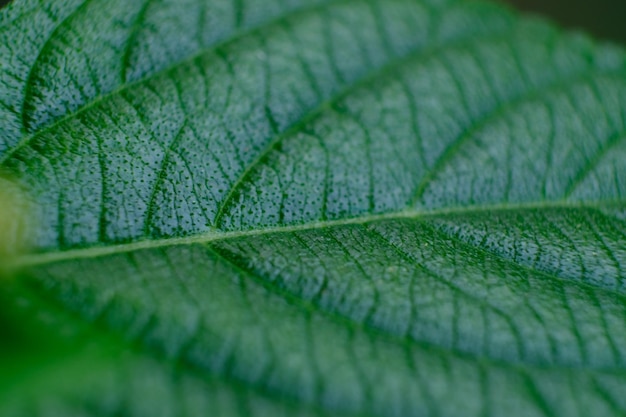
[2,0,626,415]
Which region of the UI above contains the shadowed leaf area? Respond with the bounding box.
[1,0,626,416]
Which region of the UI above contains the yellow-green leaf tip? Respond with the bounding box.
[0,176,32,273]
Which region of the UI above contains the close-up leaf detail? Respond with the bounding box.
[1,0,626,416]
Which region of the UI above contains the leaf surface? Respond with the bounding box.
[1,0,626,416]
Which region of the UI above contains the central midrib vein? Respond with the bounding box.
[13,199,623,268]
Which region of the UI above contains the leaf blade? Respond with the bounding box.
[2,0,626,415]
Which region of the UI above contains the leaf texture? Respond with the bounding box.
[1,0,626,416]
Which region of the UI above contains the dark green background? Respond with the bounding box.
[500,0,626,44]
